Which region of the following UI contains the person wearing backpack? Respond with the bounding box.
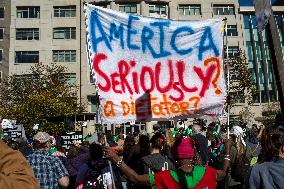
[76,143,120,189]
[141,133,174,175]
[227,126,252,189]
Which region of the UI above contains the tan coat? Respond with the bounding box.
[0,140,40,189]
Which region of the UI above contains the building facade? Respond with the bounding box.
[0,0,11,82]
[7,0,284,130]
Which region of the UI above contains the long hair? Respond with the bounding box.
[123,135,135,160]
[235,135,246,157]
[259,127,284,161]
[138,135,150,156]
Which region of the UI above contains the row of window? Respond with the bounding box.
[118,4,235,16]
[0,4,236,19]
[0,45,238,64]
[14,50,76,63]
[12,27,76,40]
[16,6,76,18]
[8,24,238,41]
[0,28,76,40]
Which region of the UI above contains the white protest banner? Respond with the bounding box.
[85,4,226,123]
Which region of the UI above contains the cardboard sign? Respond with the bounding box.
[3,125,26,140]
[61,131,83,149]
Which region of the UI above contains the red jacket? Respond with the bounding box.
[153,166,217,189]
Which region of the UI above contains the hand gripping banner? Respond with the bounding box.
[85,4,226,124]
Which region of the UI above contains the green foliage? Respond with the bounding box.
[0,63,84,134]
[260,102,280,127]
[225,51,257,105]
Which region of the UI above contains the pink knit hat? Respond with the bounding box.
[172,137,195,160]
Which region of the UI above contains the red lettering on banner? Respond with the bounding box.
[169,82,184,101]
[110,72,122,93]
[93,53,110,91]
[193,64,216,97]
[140,66,155,92]
[176,60,198,93]
[118,60,133,94]
[92,53,221,100]
[155,61,174,93]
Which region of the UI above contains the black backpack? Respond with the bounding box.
[231,147,251,183]
[80,161,107,189]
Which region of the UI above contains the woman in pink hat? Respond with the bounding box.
[104,135,233,189]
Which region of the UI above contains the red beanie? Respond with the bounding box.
[172,137,195,159]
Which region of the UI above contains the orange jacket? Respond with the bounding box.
[0,140,40,189]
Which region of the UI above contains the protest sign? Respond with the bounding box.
[85,4,226,123]
[61,131,83,149]
[3,125,26,140]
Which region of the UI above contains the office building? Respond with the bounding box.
[0,0,11,82]
[7,0,284,129]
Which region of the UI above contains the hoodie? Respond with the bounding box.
[244,158,284,189]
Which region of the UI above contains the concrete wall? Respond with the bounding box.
[0,0,11,80]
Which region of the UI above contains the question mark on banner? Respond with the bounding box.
[189,96,200,113]
[204,57,222,95]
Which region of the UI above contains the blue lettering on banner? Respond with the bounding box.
[127,15,140,50]
[90,10,112,53]
[198,27,219,60]
[170,26,194,56]
[109,22,125,49]
[89,9,220,60]
[150,21,171,58]
[141,26,157,56]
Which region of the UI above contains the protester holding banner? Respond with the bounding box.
[104,134,233,189]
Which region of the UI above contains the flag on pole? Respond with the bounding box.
[254,0,272,31]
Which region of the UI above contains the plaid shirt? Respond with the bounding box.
[27,150,69,189]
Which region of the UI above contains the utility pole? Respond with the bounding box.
[266,14,284,116]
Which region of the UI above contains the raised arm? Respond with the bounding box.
[216,137,233,181]
[104,147,151,186]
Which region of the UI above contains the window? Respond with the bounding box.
[53,50,76,62]
[0,28,3,40]
[65,73,76,86]
[17,7,40,18]
[225,25,238,36]
[16,28,39,40]
[225,46,239,58]
[53,27,76,39]
[0,7,4,19]
[90,96,99,112]
[15,51,39,63]
[90,71,95,83]
[54,6,76,17]
[229,91,245,103]
[149,4,168,18]
[178,5,201,15]
[119,4,137,14]
[213,5,234,15]
[229,69,239,81]
[0,49,2,62]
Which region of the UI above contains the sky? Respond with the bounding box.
[238,0,283,6]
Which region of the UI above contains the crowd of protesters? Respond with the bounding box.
[0,118,284,189]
